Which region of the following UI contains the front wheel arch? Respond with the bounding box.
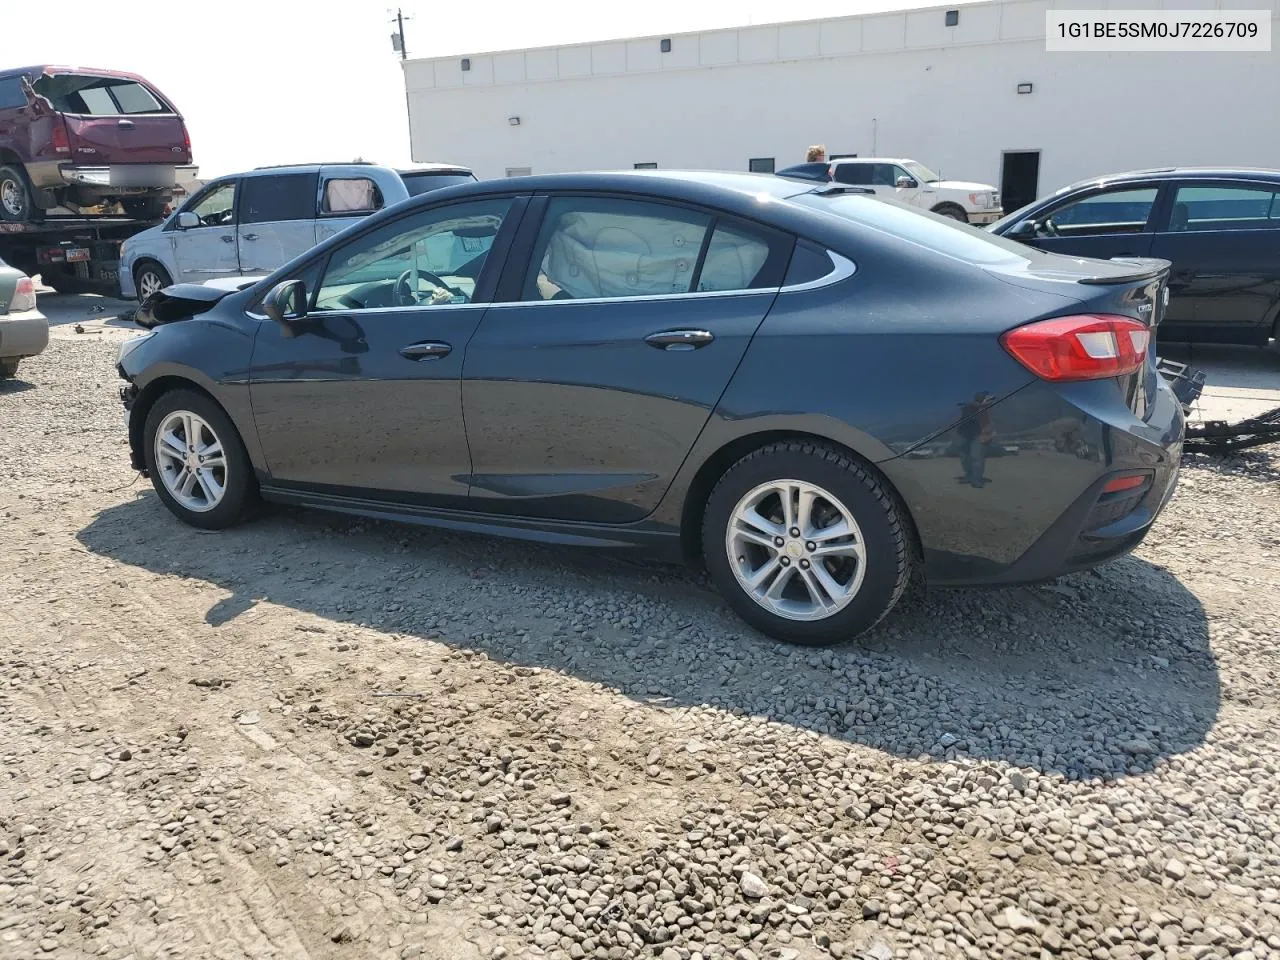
[133,259,173,301]
[129,376,235,475]
[931,202,969,222]
[679,430,922,569]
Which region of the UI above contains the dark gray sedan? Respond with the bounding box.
[116,171,1185,645]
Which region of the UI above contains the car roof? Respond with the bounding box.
[469,169,820,199]
[829,158,913,164]
[227,162,472,179]
[1054,166,1280,194]
[0,65,150,82]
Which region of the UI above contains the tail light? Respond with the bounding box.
[1001,314,1150,382]
[51,118,71,154]
[182,124,192,160]
[11,277,37,313]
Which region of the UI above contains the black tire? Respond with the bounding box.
[0,164,34,224]
[701,440,913,646]
[143,388,258,530]
[932,203,969,223]
[122,196,170,220]
[0,358,19,379]
[133,260,173,303]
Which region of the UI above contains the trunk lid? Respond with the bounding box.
[988,255,1171,420]
[32,71,191,165]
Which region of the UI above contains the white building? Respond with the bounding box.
[402,0,1280,212]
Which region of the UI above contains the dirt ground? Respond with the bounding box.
[2,322,1279,960]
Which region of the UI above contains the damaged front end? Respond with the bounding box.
[133,279,259,329]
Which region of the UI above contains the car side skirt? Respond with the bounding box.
[258,485,686,561]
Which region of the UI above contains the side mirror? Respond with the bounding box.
[1008,219,1038,239]
[262,279,308,331]
[176,211,200,229]
[895,176,918,189]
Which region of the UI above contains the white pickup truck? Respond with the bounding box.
[777,157,1003,224]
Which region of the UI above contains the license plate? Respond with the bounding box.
[99,269,118,282]
[109,165,177,187]
[65,247,90,263]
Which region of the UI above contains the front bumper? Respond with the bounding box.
[0,311,50,359]
[966,210,1003,225]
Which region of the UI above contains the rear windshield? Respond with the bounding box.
[33,73,170,116]
[401,172,476,197]
[789,191,1037,266]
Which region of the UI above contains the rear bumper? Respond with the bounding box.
[0,311,50,359]
[883,374,1185,586]
[26,161,199,192]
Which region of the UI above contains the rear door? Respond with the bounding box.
[315,170,386,244]
[237,172,320,275]
[1023,183,1163,261]
[1148,180,1280,345]
[170,179,241,282]
[460,193,792,524]
[31,72,188,165]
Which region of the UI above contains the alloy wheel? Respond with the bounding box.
[154,410,228,512]
[138,269,165,300]
[725,479,867,621]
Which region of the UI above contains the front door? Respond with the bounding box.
[462,194,791,524]
[170,179,240,282]
[237,171,320,276]
[248,195,522,504]
[1148,180,1280,345]
[1022,183,1163,262]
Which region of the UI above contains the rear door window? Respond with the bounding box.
[1169,183,1280,231]
[240,173,319,223]
[0,78,27,110]
[33,73,170,115]
[322,177,384,215]
[834,164,872,185]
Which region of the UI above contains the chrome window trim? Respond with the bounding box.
[778,250,856,292]
[247,300,489,322]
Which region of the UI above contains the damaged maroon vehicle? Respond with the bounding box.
[0,65,196,222]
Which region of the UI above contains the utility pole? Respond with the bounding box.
[390,7,409,60]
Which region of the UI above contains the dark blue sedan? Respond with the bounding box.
[116,171,1185,645]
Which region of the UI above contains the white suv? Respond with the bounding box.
[778,158,1002,225]
[119,162,475,301]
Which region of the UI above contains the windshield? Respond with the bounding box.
[790,191,1039,265]
[903,161,940,184]
[402,173,476,197]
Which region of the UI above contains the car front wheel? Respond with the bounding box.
[0,165,34,224]
[143,389,257,529]
[701,441,913,646]
[932,203,969,222]
[134,261,172,302]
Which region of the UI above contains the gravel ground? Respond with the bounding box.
[2,336,1278,960]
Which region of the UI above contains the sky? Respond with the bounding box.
[13,0,954,180]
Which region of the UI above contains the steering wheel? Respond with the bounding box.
[394,268,459,306]
[1038,217,1061,237]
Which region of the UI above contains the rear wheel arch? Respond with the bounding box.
[678,430,922,568]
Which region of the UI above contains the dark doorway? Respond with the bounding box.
[1000,151,1040,215]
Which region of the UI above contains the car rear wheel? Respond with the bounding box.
[134,261,172,302]
[143,389,257,530]
[0,165,34,224]
[0,358,20,379]
[701,441,913,646]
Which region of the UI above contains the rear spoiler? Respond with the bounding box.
[1076,257,1171,285]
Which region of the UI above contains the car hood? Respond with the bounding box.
[933,180,997,193]
[133,279,259,328]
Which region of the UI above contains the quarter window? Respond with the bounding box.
[240,173,318,223]
[834,164,872,186]
[322,177,383,215]
[1045,187,1158,234]
[1169,184,1280,231]
[313,198,511,312]
[187,181,237,227]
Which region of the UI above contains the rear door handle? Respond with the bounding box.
[241,233,259,241]
[399,341,452,361]
[644,329,714,351]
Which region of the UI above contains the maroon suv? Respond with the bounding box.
[0,65,196,223]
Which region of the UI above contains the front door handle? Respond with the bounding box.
[118,119,134,128]
[220,234,235,243]
[644,329,714,351]
[399,341,452,361]
[241,233,259,241]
